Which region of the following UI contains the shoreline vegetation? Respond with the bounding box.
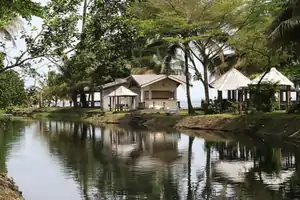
[4,107,300,139]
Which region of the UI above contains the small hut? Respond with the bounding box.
[209,68,252,112]
[252,67,295,110]
[107,86,138,111]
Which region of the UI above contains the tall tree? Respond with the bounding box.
[36,0,135,108]
[0,0,41,41]
[0,70,27,108]
[268,0,300,58]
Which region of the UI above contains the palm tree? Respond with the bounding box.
[267,0,300,57]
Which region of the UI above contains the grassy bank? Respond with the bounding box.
[177,111,300,137]
[7,107,300,137]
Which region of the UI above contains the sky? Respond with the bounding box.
[10,0,218,103]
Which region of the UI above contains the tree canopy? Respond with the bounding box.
[0,70,27,108]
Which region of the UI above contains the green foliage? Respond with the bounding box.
[228,100,239,114]
[0,70,27,108]
[26,0,136,107]
[201,100,221,115]
[0,0,42,29]
[249,83,279,112]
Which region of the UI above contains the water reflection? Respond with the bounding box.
[2,119,300,199]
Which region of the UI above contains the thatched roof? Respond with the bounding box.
[209,68,252,91]
[107,86,137,97]
[252,67,294,87]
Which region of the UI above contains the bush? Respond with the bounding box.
[202,99,221,114]
[287,102,300,114]
[228,100,239,114]
[249,83,278,112]
[5,106,15,113]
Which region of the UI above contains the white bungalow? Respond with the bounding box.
[209,68,252,111]
[99,75,188,110]
[251,67,296,109]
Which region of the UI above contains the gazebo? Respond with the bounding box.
[107,86,138,111]
[251,67,295,110]
[209,68,252,111]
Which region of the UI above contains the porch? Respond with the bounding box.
[139,88,179,110]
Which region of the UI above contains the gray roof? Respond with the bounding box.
[97,79,127,90]
[107,86,138,97]
[209,68,252,90]
[98,75,188,90]
[252,67,294,87]
[131,75,187,87]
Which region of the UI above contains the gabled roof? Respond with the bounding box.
[131,75,188,88]
[252,67,294,87]
[107,86,137,97]
[101,78,127,89]
[209,68,252,90]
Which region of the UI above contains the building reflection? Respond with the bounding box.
[37,120,184,199]
[35,120,300,200]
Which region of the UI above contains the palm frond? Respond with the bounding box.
[268,16,300,48]
[0,17,23,46]
[163,43,182,74]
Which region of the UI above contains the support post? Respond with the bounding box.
[244,89,248,112]
[149,86,152,100]
[217,90,223,112]
[232,90,237,102]
[238,90,243,114]
[278,91,281,110]
[141,88,144,103]
[109,97,112,111]
[286,86,291,112]
[227,90,232,100]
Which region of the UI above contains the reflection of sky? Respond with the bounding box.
[4,121,294,199]
[6,121,230,200]
[7,123,82,200]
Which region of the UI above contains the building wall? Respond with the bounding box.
[102,78,181,110]
[145,99,177,109]
[142,78,179,109]
[145,78,179,91]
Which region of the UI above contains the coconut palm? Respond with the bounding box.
[267,0,300,56]
[130,38,185,75]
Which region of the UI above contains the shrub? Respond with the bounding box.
[202,99,221,114]
[248,83,278,112]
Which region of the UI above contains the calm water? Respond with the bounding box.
[1,119,300,200]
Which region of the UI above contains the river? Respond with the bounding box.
[0,119,299,200]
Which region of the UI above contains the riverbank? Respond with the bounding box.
[177,112,300,137]
[6,107,300,137]
[0,174,23,200]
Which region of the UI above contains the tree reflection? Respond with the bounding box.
[0,119,29,173]
[37,120,300,200]
[39,121,183,200]
[187,136,194,200]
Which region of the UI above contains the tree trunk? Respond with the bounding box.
[100,88,104,111]
[80,90,88,108]
[203,61,210,103]
[91,91,95,108]
[55,97,58,107]
[184,42,195,115]
[72,91,78,108]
